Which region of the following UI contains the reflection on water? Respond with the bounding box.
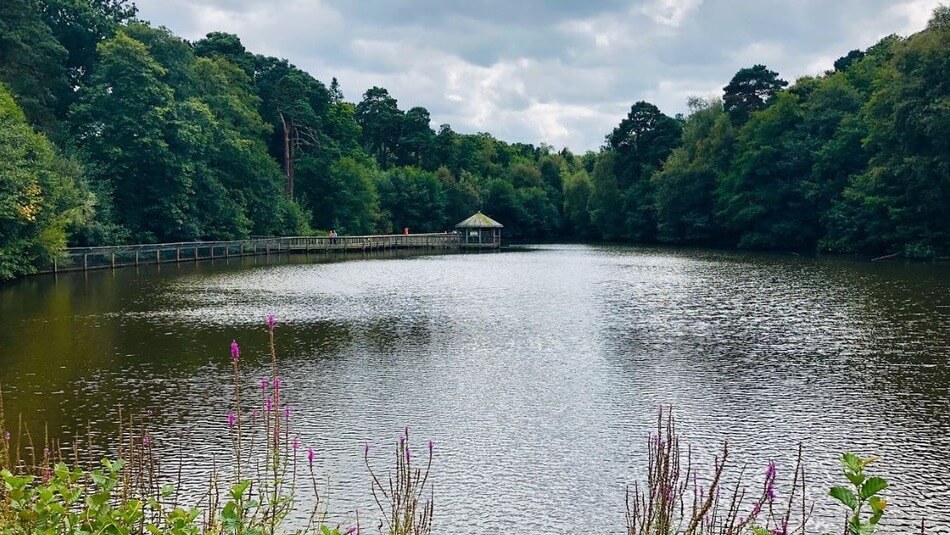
[0,246,948,534]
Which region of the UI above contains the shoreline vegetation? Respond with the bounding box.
[2,2,949,280]
[0,317,929,534]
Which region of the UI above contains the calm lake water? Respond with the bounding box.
[0,245,948,533]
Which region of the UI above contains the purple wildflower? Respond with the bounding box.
[428,440,434,454]
[765,461,777,501]
[364,443,370,457]
[146,409,153,417]
[230,340,240,363]
[266,314,276,329]
[227,412,236,428]
[265,398,273,411]
[259,379,268,390]
[308,448,315,467]
[292,437,299,451]
[142,434,151,446]
[284,406,291,418]
[273,377,281,390]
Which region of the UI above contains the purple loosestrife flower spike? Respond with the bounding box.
[228,412,236,428]
[265,399,273,411]
[364,443,370,457]
[292,437,299,451]
[259,379,268,390]
[765,461,777,500]
[266,314,276,329]
[284,406,291,418]
[308,448,315,466]
[230,340,240,363]
[428,440,433,454]
[143,434,151,446]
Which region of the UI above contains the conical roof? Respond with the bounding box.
[455,211,503,228]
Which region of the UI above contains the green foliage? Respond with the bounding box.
[377,167,448,233]
[0,0,68,137]
[300,156,379,234]
[0,459,148,534]
[825,453,889,535]
[0,85,84,279]
[723,64,788,125]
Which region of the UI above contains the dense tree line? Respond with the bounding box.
[1,1,947,278]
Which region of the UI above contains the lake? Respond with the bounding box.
[0,245,947,533]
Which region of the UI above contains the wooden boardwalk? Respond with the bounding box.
[44,233,462,273]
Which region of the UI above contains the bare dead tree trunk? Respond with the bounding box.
[278,112,294,199]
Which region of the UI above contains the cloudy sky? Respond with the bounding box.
[133,0,941,151]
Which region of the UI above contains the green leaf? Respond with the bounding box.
[841,453,863,473]
[230,479,251,501]
[845,471,865,486]
[860,477,888,500]
[829,486,858,511]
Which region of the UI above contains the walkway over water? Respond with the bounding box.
[45,233,463,273]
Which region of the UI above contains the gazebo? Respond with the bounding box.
[456,212,503,249]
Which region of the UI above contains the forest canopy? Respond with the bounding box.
[1,1,947,277]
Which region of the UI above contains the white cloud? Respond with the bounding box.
[639,0,703,27]
[132,0,942,151]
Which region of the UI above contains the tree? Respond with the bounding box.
[0,0,68,135]
[825,10,949,257]
[193,31,254,76]
[605,101,682,240]
[589,151,623,240]
[833,49,865,72]
[563,170,594,238]
[40,0,137,93]
[297,156,378,234]
[355,87,403,168]
[254,56,330,198]
[191,56,298,236]
[716,93,817,249]
[723,64,788,125]
[397,106,435,168]
[0,84,84,278]
[377,167,447,233]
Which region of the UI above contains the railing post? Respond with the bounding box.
[194,246,199,261]
[53,258,58,273]
[83,254,88,271]
[135,251,139,266]
[111,252,116,269]
[156,249,161,264]
[176,248,180,262]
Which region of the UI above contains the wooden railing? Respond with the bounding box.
[41,233,462,273]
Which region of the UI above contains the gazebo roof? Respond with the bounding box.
[456,212,504,228]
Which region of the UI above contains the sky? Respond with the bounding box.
[132,0,942,152]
